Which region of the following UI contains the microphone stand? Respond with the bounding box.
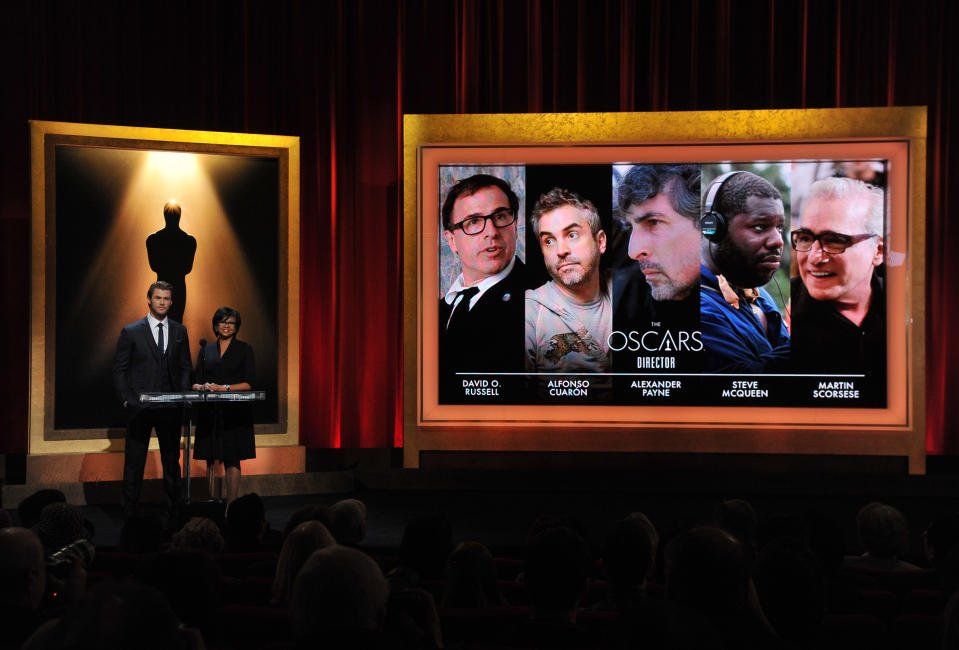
[208,395,220,500]
[182,395,193,503]
[194,339,221,505]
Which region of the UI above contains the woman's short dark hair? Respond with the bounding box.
[212,306,241,336]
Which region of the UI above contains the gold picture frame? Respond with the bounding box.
[30,120,300,455]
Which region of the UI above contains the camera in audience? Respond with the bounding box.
[46,538,95,578]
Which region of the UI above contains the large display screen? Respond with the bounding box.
[436,159,887,409]
[404,109,925,473]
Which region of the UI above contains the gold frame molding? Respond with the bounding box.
[403,107,927,473]
[29,120,300,455]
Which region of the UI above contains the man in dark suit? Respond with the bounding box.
[439,174,527,402]
[113,281,192,516]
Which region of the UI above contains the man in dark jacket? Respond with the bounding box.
[439,174,528,402]
[790,177,886,405]
[113,281,191,516]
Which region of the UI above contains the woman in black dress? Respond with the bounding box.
[191,307,256,505]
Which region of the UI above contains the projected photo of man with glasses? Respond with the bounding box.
[438,174,529,402]
[790,176,886,404]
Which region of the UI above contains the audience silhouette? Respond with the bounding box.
[5,487,959,650]
[290,545,390,649]
[0,527,47,650]
[272,520,335,607]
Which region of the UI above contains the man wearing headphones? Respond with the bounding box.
[699,170,790,373]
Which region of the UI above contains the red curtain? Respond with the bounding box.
[1,0,956,451]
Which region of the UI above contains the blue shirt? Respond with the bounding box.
[700,265,790,373]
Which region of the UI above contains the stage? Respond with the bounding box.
[4,449,959,555]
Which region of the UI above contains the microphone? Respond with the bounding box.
[195,339,207,389]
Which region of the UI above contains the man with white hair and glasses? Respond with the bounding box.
[790,176,886,403]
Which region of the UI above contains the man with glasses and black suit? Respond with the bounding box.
[439,174,527,402]
[790,176,886,404]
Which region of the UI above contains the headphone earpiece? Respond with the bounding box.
[701,170,744,242]
[700,210,726,242]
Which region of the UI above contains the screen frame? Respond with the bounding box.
[403,108,926,472]
[29,120,301,455]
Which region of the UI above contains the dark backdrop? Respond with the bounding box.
[52,147,280,431]
[1,0,955,452]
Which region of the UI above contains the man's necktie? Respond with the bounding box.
[157,322,165,357]
[446,287,480,333]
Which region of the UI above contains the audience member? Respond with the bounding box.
[924,511,959,570]
[844,501,919,571]
[514,526,592,648]
[943,589,959,650]
[442,541,505,608]
[290,546,390,649]
[17,490,66,529]
[667,526,747,615]
[755,536,825,645]
[330,498,367,546]
[666,526,781,649]
[0,527,46,650]
[599,512,659,611]
[713,498,758,565]
[527,513,593,551]
[282,502,333,539]
[119,510,166,554]
[272,520,336,607]
[32,502,93,555]
[384,587,444,650]
[597,513,685,650]
[137,549,222,642]
[803,509,863,614]
[936,543,959,596]
[23,580,193,650]
[225,492,280,552]
[389,514,453,591]
[526,528,590,604]
[759,512,808,549]
[171,516,225,556]
[10,485,956,650]
[805,510,845,576]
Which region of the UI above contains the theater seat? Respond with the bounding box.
[903,589,946,616]
[892,614,941,650]
[215,552,277,578]
[817,614,890,650]
[216,604,291,650]
[439,605,530,645]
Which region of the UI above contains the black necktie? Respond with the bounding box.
[446,287,480,333]
[157,322,165,357]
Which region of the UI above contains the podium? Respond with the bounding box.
[139,391,266,501]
